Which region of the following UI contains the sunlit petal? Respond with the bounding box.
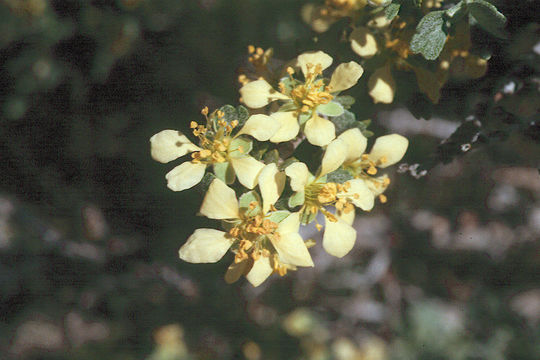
[369,134,409,168]
[200,178,240,219]
[285,162,311,192]
[240,79,289,108]
[238,114,281,141]
[338,128,368,162]
[230,156,265,189]
[165,161,207,192]
[150,130,201,163]
[271,232,314,267]
[179,228,232,263]
[246,256,274,287]
[304,114,335,147]
[320,138,347,176]
[328,61,364,93]
[258,163,286,213]
[296,51,333,77]
[269,111,300,143]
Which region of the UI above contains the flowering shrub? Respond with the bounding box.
[151,50,408,286]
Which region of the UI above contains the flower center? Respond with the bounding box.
[282,64,333,113]
[189,108,239,164]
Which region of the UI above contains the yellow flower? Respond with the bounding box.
[150,110,281,191]
[239,51,364,147]
[285,129,408,258]
[180,176,313,287]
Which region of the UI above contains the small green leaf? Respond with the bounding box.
[467,0,507,38]
[326,169,354,184]
[279,77,298,95]
[239,191,262,217]
[410,11,448,60]
[213,162,235,184]
[330,110,356,135]
[229,137,253,158]
[267,210,290,224]
[288,191,305,208]
[218,105,237,123]
[385,3,400,20]
[236,105,249,127]
[445,1,463,18]
[333,95,355,108]
[316,102,344,117]
[298,111,312,126]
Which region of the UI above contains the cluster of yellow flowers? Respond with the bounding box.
[302,0,488,103]
[150,50,408,286]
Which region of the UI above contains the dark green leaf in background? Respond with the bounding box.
[467,0,507,38]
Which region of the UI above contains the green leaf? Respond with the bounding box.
[239,191,262,217]
[229,137,253,158]
[236,105,249,128]
[213,162,235,184]
[326,169,354,184]
[267,210,290,224]
[316,102,344,117]
[288,191,305,208]
[333,95,355,108]
[410,11,448,60]
[385,3,400,20]
[467,0,507,38]
[298,111,312,126]
[218,104,237,123]
[279,77,298,96]
[330,110,356,135]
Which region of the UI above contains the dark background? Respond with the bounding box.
[0,0,538,359]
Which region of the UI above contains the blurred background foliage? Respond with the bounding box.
[0,0,538,359]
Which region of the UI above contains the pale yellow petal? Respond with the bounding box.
[285,162,310,192]
[328,61,364,93]
[179,228,232,263]
[323,216,357,258]
[271,232,314,267]
[150,130,201,163]
[238,114,281,141]
[339,207,355,226]
[338,128,367,162]
[239,79,289,108]
[269,111,300,143]
[304,114,336,147]
[246,256,273,287]
[296,51,333,77]
[368,65,396,104]
[200,178,240,219]
[165,161,207,192]
[229,156,265,189]
[277,211,301,235]
[366,175,389,196]
[320,138,347,176]
[224,259,250,284]
[341,179,374,211]
[368,134,408,168]
[350,27,378,58]
[258,163,286,213]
